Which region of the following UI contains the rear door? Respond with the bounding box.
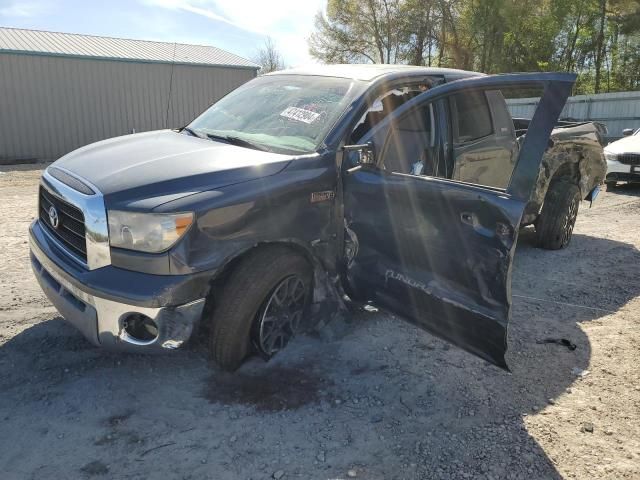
[450,89,518,188]
[342,73,575,368]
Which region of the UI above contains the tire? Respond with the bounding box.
[535,181,581,250]
[208,247,312,371]
[605,181,617,190]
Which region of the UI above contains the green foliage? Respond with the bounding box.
[309,0,406,63]
[308,0,640,93]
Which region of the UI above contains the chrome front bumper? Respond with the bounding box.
[30,230,205,352]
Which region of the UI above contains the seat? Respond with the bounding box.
[381,108,431,175]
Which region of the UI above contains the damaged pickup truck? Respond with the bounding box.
[30,65,605,371]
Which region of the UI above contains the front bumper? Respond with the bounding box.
[30,221,206,352]
[606,158,640,182]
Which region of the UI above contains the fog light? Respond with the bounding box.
[122,313,159,344]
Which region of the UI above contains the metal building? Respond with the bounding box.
[0,27,259,164]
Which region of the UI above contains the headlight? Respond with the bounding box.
[604,152,618,162]
[108,210,194,253]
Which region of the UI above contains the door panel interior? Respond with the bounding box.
[450,90,516,188]
[344,171,522,368]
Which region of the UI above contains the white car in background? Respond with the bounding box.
[605,128,640,187]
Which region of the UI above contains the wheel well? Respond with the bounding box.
[217,242,313,281]
[524,162,582,226]
[200,242,315,328]
[549,162,580,188]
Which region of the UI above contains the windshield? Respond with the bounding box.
[188,75,358,154]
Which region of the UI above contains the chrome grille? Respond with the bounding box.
[48,167,96,195]
[618,154,640,165]
[39,185,87,261]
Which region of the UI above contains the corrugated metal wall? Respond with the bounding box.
[507,91,640,143]
[0,53,256,163]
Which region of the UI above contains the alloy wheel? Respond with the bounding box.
[561,196,579,246]
[256,275,308,356]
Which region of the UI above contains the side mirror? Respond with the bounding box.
[342,142,376,167]
[622,128,634,137]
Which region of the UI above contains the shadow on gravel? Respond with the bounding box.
[1,233,638,479]
[606,183,640,197]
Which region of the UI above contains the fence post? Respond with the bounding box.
[585,97,593,121]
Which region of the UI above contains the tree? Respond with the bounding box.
[252,37,286,74]
[308,0,640,93]
[593,0,608,92]
[309,0,406,63]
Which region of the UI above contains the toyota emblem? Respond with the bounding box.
[48,205,59,229]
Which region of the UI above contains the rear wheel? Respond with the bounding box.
[535,182,581,250]
[605,180,617,190]
[208,247,312,371]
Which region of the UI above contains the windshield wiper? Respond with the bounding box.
[205,133,271,152]
[181,126,204,139]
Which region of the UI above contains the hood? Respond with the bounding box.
[53,130,293,208]
[604,134,640,155]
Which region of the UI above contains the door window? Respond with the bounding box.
[367,84,548,191]
[450,91,493,143]
[448,87,543,189]
[351,85,430,143]
[378,103,438,176]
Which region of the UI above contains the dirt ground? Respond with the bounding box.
[0,164,638,480]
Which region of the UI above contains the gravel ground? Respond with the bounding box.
[1,164,639,480]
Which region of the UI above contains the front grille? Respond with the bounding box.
[39,186,87,262]
[618,153,640,165]
[48,167,95,195]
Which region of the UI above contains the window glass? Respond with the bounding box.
[379,104,436,176]
[485,90,515,138]
[503,86,545,139]
[450,91,493,142]
[351,85,429,142]
[450,86,543,189]
[368,85,550,190]
[189,75,358,155]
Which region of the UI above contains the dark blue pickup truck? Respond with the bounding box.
[30,65,605,371]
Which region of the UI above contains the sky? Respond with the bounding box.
[0,0,326,66]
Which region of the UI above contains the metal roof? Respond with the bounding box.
[269,64,482,81]
[0,27,259,69]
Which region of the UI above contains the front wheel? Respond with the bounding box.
[253,274,309,357]
[208,247,312,371]
[535,182,581,250]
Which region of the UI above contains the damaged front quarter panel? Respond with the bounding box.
[150,151,347,331]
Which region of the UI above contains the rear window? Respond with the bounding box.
[450,91,493,142]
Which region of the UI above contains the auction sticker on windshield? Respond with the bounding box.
[280,106,321,124]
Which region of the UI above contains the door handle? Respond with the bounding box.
[460,212,474,225]
[495,222,512,237]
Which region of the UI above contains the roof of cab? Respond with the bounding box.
[267,64,483,82]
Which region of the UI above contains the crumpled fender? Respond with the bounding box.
[522,123,606,224]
